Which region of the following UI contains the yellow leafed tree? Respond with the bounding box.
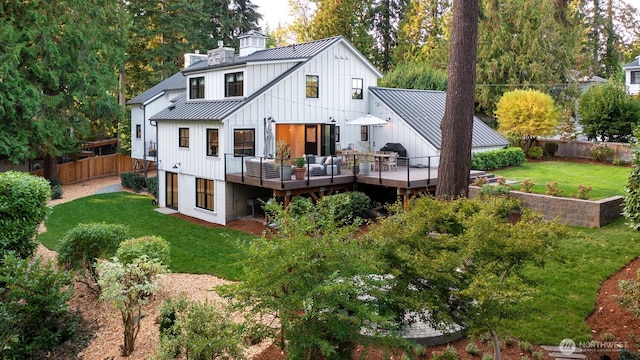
[495,89,559,152]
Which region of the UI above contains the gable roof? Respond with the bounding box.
[369,87,509,150]
[127,71,186,105]
[183,36,381,77]
[623,57,640,69]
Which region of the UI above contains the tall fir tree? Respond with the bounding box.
[369,0,410,71]
[0,0,124,179]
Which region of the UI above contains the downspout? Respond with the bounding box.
[141,104,147,178]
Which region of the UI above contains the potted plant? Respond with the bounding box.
[275,139,293,180]
[294,157,306,180]
[357,141,372,175]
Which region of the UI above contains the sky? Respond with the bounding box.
[252,0,640,30]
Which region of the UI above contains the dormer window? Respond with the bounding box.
[225,72,244,97]
[189,77,204,99]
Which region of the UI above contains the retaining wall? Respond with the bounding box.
[469,186,624,228]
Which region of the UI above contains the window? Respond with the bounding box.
[196,178,214,211]
[632,71,640,85]
[233,129,255,156]
[335,126,341,142]
[206,129,219,157]
[135,124,141,138]
[360,126,368,141]
[179,128,189,148]
[306,75,319,98]
[225,72,244,97]
[189,76,205,99]
[352,78,363,99]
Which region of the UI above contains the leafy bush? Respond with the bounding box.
[545,182,563,197]
[544,142,558,157]
[432,345,459,360]
[527,146,543,159]
[620,349,640,360]
[57,223,129,294]
[520,179,535,193]
[120,172,146,192]
[472,176,489,186]
[157,295,245,360]
[570,184,592,200]
[116,236,170,265]
[317,191,370,224]
[465,341,480,355]
[50,184,64,200]
[478,184,512,198]
[0,254,78,358]
[590,143,615,162]
[146,176,158,199]
[532,351,543,360]
[0,171,52,259]
[287,196,315,218]
[471,147,526,171]
[519,340,533,353]
[98,256,167,356]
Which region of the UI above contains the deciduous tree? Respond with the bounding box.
[378,61,447,91]
[495,89,560,152]
[578,82,640,142]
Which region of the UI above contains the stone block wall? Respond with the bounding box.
[469,186,624,228]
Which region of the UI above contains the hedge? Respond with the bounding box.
[471,147,525,171]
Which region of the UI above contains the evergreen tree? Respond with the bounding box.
[369,0,410,71]
[393,0,451,70]
[0,0,124,179]
[475,0,584,116]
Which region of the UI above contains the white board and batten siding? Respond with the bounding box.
[130,90,181,160]
[157,120,227,225]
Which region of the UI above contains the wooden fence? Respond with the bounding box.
[535,139,632,162]
[31,154,133,185]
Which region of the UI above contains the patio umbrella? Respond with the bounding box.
[346,114,389,125]
[346,114,388,150]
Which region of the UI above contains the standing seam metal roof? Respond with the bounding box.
[127,71,186,105]
[369,87,509,150]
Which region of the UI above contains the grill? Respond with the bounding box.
[380,143,408,166]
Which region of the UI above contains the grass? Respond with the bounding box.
[502,218,640,344]
[491,160,630,199]
[37,192,254,280]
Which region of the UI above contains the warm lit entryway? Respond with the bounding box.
[275,124,337,158]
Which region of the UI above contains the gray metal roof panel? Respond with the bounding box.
[182,36,342,74]
[127,71,186,105]
[623,58,640,68]
[369,87,509,150]
[150,95,244,121]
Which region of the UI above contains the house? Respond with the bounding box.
[623,56,640,95]
[129,31,508,225]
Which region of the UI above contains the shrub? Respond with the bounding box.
[472,176,489,186]
[50,184,64,199]
[544,142,559,157]
[98,256,167,356]
[590,143,615,162]
[545,182,563,197]
[471,147,526,171]
[520,179,535,193]
[146,176,158,199]
[620,349,640,360]
[120,172,146,192]
[432,345,459,360]
[0,254,78,358]
[317,191,370,224]
[478,184,512,198]
[57,223,129,294]
[116,236,170,265]
[519,340,533,353]
[287,196,315,218]
[482,354,493,360]
[156,295,245,360]
[466,341,480,355]
[0,171,52,259]
[527,146,544,159]
[532,351,543,360]
[571,184,592,200]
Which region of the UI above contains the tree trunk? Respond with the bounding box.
[435,0,479,200]
[491,329,501,360]
[43,155,59,182]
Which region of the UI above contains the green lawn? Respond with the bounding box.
[503,218,640,344]
[37,192,254,280]
[492,160,630,199]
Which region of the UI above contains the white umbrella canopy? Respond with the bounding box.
[346,114,388,125]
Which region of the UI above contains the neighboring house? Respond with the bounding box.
[623,56,640,95]
[129,31,508,225]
